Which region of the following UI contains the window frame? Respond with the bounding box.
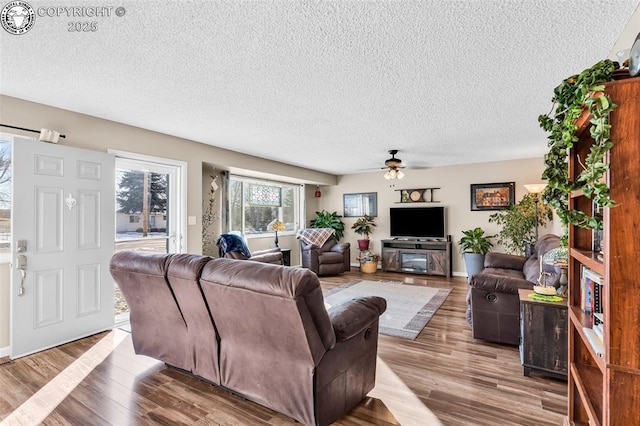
[228,175,300,239]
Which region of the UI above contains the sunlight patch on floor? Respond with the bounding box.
[1,330,127,426]
[371,356,443,426]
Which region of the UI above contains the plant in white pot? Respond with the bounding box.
[351,215,376,251]
[458,227,494,282]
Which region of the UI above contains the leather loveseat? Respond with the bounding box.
[466,234,561,345]
[110,251,386,426]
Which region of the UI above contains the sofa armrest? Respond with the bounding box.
[470,273,533,294]
[301,241,321,252]
[249,251,283,264]
[328,296,386,341]
[330,243,350,254]
[484,252,527,271]
[252,247,281,256]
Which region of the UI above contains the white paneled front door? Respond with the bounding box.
[11,137,115,359]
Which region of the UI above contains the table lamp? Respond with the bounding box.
[267,219,286,248]
[541,247,569,297]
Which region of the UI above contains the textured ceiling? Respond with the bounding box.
[1,0,639,175]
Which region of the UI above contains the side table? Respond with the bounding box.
[280,248,291,266]
[518,288,568,379]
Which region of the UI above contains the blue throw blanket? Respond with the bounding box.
[216,233,252,258]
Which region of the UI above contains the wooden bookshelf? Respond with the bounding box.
[566,78,640,426]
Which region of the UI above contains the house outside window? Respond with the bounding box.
[228,176,298,236]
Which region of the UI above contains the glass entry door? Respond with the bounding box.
[114,155,186,323]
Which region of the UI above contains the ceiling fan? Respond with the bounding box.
[382,149,405,180]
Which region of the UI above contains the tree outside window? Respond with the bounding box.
[116,170,167,237]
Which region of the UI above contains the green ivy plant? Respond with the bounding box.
[538,59,619,234]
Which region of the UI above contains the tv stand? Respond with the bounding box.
[381,239,452,277]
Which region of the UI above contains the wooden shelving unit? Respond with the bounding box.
[566,78,640,426]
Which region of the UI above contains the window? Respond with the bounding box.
[0,137,11,261]
[228,176,299,235]
[112,152,187,254]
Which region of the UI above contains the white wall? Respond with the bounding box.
[608,4,640,61]
[0,95,564,350]
[0,95,337,350]
[316,158,562,275]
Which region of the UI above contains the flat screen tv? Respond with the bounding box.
[389,206,446,239]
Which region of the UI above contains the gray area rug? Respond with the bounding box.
[323,280,451,340]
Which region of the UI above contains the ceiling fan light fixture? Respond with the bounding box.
[382,149,405,180]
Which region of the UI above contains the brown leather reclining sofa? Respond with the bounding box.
[466,234,560,345]
[110,251,386,426]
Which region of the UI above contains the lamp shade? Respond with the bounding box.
[267,219,285,232]
[524,183,547,194]
[542,247,568,267]
[383,168,404,180]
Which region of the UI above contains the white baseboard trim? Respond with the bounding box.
[0,346,10,358]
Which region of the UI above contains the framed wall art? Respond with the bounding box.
[343,192,377,217]
[470,182,515,211]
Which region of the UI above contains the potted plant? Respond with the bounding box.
[309,210,345,241]
[458,227,494,282]
[488,194,553,256]
[357,250,381,273]
[351,215,376,250]
[539,59,619,239]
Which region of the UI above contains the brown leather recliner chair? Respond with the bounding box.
[300,238,351,276]
[466,234,561,345]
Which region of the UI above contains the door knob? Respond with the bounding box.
[16,254,26,296]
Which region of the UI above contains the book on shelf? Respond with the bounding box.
[592,199,604,260]
[594,312,604,326]
[581,266,603,313]
[583,327,604,357]
[593,322,604,340]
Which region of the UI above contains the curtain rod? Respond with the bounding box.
[0,123,66,138]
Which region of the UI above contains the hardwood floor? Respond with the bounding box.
[0,270,567,425]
